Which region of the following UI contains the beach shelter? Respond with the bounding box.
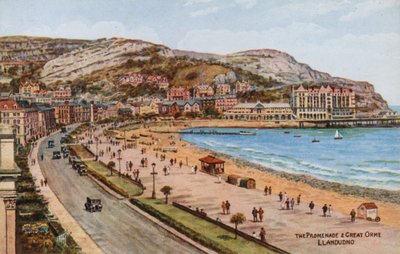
[227,175,240,185]
[357,202,380,221]
[199,155,225,175]
[239,178,256,189]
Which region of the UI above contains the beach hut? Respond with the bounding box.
[357,202,380,222]
[239,178,256,189]
[199,155,225,175]
[227,175,240,185]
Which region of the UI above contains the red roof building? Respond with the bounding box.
[199,155,225,174]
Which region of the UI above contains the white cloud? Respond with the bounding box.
[190,6,219,17]
[234,0,257,9]
[340,0,400,21]
[177,25,400,104]
[177,22,328,54]
[269,0,349,19]
[22,21,162,43]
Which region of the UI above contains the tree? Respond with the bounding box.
[107,161,116,176]
[230,213,246,239]
[160,185,172,204]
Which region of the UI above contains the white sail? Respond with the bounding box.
[335,130,343,139]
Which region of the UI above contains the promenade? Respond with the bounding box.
[81,124,400,254]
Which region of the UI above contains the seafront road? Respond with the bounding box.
[37,131,202,254]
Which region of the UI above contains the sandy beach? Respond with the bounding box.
[117,119,400,229]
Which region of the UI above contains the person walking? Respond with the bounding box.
[264,185,268,195]
[286,198,290,210]
[40,179,44,187]
[163,166,167,176]
[44,178,48,187]
[279,192,283,202]
[268,186,272,195]
[322,204,328,217]
[225,200,231,214]
[283,192,287,203]
[258,207,264,222]
[194,165,198,174]
[179,161,183,168]
[221,201,226,215]
[309,201,315,214]
[252,207,258,222]
[290,198,295,210]
[350,209,356,222]
[191,166,195,174]
[297,194,301,205]
[259,227,266,242]
[328,204,333,217]
[170,158,173,166]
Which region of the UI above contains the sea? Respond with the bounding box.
[182,127,400,191]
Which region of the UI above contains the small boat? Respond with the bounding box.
[284,131,290,134]
[334,130,343,140]
[312,138,320,143]
[294,135,302,138]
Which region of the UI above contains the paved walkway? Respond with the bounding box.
[81,126,400,254]
[30,134,103,254]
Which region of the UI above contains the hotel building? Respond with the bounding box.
[290,85,356,120]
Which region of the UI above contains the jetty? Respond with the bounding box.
[150,130,256,136]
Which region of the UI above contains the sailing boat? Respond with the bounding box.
[334,130,343,140]
[312,137,320,143]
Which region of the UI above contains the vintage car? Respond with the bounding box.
[52,151,61,160]
[72,161,84,170]
[85,197,102,212]
[48,140,55,148]
[77,165,88,176]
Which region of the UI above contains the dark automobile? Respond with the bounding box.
[72,161,84,170]
[61,126,67,133]
[85,197,102,212]
[77,165,88,176]
[48,140,55,148]
[52,151,61,160]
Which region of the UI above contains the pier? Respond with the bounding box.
[150,130,256,135]
[298,117,400,128]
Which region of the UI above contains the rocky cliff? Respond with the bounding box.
[40,38,173,83]
[0,36,88,62]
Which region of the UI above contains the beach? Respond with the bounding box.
[118,119,400,229]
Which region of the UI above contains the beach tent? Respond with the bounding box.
[357,202,380,222]
[239,178,256,189]
[227,175,241,185]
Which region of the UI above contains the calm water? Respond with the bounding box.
[182,128,400,190]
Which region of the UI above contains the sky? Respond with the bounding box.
[0,0,399,105]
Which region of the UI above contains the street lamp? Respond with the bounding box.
[151,162,158,199]
[95,137,99,161]
[117,149,122,176]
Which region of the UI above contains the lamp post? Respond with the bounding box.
[123,130,126,148]
[95,137,99,161]
[151,162,158,199]
[117,149,122,176]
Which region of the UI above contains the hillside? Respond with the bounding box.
[0,36,391,116]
